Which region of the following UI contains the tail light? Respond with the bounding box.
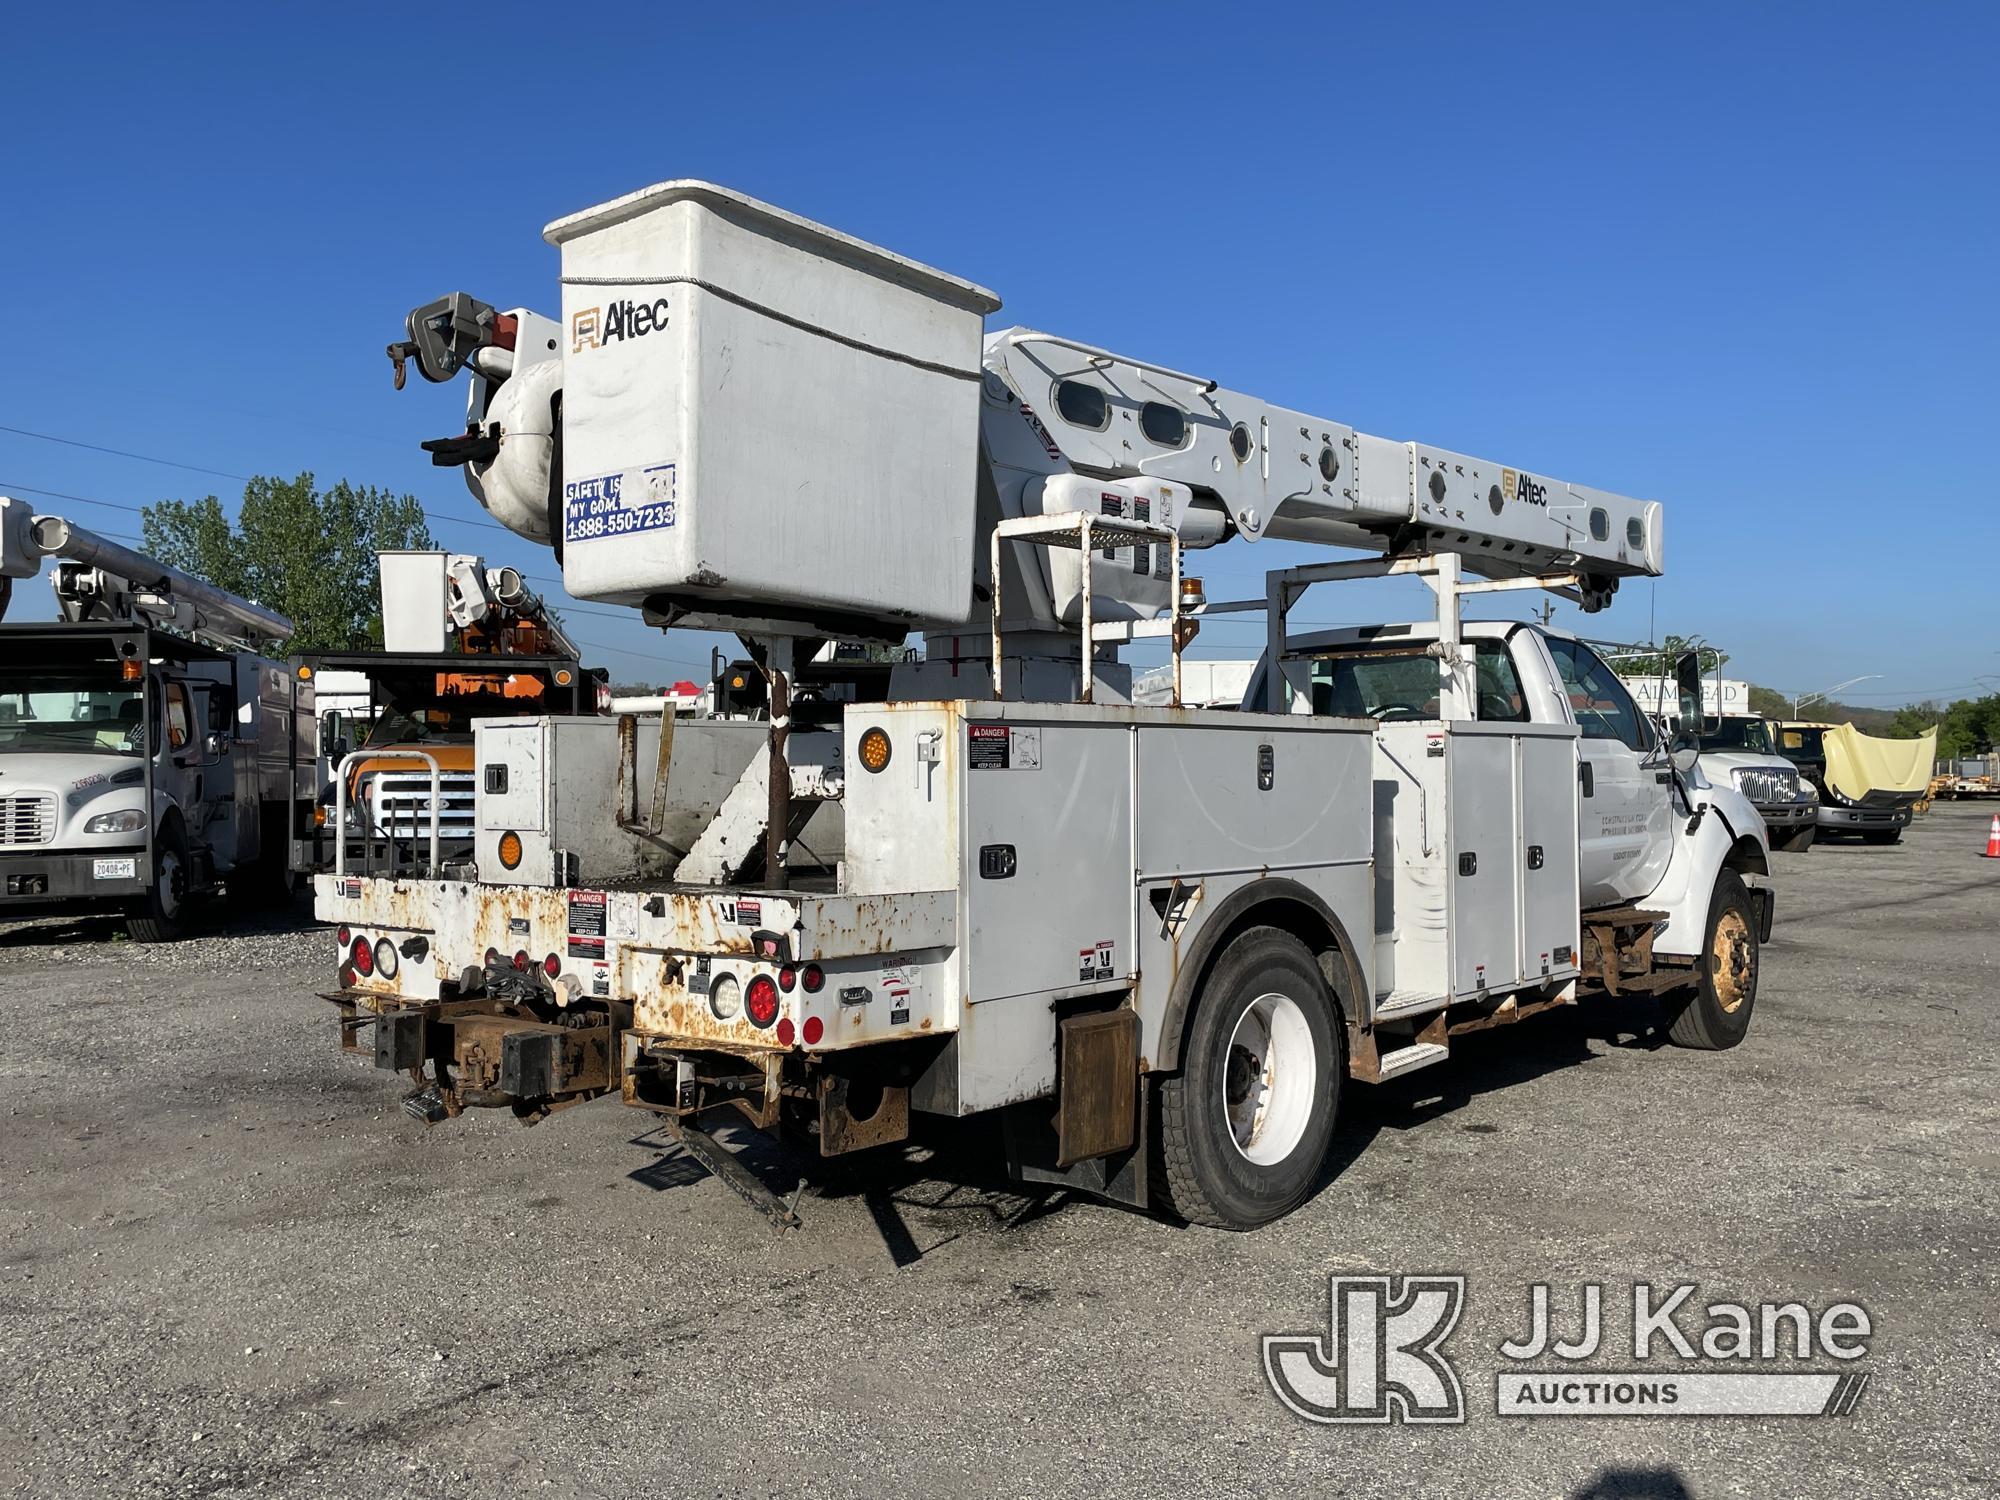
[513,950,530,971]
[350,936,374,977]
[485,947,500,967]
[778,965,797,993]
[801,964,825,994]
[374,938,399,980]
[543,954,561,977]
[745,974,780,1028]
[337,925,351,947]
[801,1016,824,1046]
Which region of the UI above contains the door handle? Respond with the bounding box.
[1579,762,1594,797]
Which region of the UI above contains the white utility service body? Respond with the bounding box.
[1,500,313,940]
[322,181,1768,1229]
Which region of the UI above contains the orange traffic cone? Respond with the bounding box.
[1985,815,2000,859]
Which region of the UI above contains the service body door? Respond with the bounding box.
[1543,637,1671,907]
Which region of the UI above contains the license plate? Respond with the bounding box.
[93,858,137,880]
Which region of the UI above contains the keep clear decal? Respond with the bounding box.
[882,962,913,1026]
[968,724,1039,770]
[1078,940,1115,982]
[566,889,607,960]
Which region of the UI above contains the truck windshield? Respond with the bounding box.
[1297,642,1528,722]
[0,670,144,755]
[1778,726,1826,764]
[1706,717,1776,755]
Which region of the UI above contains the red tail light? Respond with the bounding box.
[801,964,825,994]
[513,950,530,971]
[544,953,561,977]
[801,1016,824,1046]
[776,1017,796,1047]
[745,974,780,1028]
[485,947,500,966]
[778,965,797,993]
[350,937,373,976]
[336,924,351,946]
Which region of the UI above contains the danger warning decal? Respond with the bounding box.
[566,889,607,960]
[968,724,1040,770]
[1078,940,1115,982]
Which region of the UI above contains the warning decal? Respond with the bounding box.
[566,889,607,960]
[968,724,1010,769]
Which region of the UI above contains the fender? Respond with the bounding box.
[1152,876,1367,1074]
[1642,785,1770,958]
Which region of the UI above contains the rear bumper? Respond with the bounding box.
[0,846,148,905]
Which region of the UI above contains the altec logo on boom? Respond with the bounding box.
[571,298,673,353]
[1501,468,1549,508]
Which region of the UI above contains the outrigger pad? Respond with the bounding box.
[375,1011,425,1073]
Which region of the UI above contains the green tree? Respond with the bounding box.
[144,474,433,651]
[1746,684,1791,719]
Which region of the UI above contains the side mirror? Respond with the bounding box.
[1673,651,1704,740]
[203,731,229,757]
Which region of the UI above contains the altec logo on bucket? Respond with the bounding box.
[571,298,672,353]
[1263,1276,1874,1424]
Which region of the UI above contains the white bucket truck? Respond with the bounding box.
[322,182,1771,1229]
[0,500,313,939]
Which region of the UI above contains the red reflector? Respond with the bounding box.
[513,950,530,971]
[776,1016,796,1047]
[778,965,797,993]
[802,1016,824,1046]
[801,964,825,994]
[745,975,780,1028]
[544,953,561,977]
[350,937,373,976]
[336,924,351,946]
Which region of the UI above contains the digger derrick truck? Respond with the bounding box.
[0,498,312,939]
[320,182,1772,1230]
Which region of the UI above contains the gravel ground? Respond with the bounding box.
[1,806,1995,1498]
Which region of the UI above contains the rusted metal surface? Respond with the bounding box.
[1055,1009,1138,1167]
[816,1074,910,1155]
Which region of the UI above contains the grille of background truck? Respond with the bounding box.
[367,771,476,840]
[0,793,57,847]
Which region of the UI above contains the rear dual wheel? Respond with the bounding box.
[1160,928,1343,1229]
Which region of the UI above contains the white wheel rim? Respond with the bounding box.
[1222,990,1317,1166]
[158,852,184,918]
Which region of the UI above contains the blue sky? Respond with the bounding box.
[3,3,1993,705]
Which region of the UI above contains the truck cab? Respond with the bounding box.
[1690,713,1818,853]
[0,625,311,938]
[1251,619,1771,924]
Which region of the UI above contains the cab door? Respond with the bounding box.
[1543,637,1672,908]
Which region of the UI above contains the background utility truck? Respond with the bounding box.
[0,498,313,939]
[299,550,602,877]
[1626,677,1819,854]
[319,182,1771,1230]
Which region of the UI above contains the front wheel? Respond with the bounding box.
[1159,927,1343,1229]
[127,826,190,943]
[1663,869,1758,1050]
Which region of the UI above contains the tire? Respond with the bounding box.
[1859,828,1901,846]
[127,824,190,943]
[1160,927,1343,1229]
[1663,869,1758,1050]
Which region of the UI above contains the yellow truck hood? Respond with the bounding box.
[1822,723,1935,801]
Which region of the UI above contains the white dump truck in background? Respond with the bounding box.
[0,498,314,939]
[321,181,1770,1229]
